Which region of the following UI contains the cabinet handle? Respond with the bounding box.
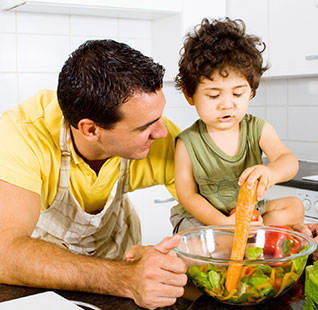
[154,197,176,204]
[305,55,318,60]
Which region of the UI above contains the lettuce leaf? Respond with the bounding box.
[208,269,225,290]
[292,245,310,275]
[304,260,318,309]
[246,247,263,260]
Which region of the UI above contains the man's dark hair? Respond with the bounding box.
[57,39,165,129]
[175,18,269,98]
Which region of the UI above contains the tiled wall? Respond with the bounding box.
[163,77,318,162]
[1,11,317,162]
[0,11,152,111]
[249,78,318,162]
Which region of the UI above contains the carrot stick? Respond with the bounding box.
[225,180,259,293]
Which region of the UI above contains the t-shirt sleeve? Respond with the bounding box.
[0,112,42,194]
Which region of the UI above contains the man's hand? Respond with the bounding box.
[124,244,153,262]
[127,235,187,309]
[292,223,318,260]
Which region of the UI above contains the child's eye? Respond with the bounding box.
[233,93,243,97]
[208,95,219,99]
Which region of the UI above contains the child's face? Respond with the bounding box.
[186,70,253,132]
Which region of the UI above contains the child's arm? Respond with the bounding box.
[175,138,235,225]
[239,122,298,201]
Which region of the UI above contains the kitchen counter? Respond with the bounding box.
[280,160,318,191]
[0,271,308,310]
[262,159,318,191]
[0,285,144,309]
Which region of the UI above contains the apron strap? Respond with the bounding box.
[57,117,71,189]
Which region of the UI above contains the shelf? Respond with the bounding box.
[0,0,182,19]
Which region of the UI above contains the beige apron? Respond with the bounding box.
[32,119,141,260]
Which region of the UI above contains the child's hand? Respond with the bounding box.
[226,212,237,225]
[230,208,264,227]
[226,210,262,226]
[250,215,264,227]
[238,165,273,201]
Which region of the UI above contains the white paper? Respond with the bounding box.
[0,291,82,310]
[302,175,318,182]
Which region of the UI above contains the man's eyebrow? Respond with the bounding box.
[134,117,161,131]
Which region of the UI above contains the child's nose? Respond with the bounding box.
[219,97,234,109]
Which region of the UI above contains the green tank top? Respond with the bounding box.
[174,114,265,217]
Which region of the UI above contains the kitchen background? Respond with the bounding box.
[0,0,317,244]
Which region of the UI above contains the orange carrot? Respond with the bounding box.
[225,180,259,293]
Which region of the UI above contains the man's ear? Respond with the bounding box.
[182,89,195,106]
[77,119,100,142]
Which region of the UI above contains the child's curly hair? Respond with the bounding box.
[175,17,269,98]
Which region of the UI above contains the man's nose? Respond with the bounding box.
[151,118,168,139]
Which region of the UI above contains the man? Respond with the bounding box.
[0,40,187,309]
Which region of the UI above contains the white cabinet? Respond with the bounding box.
[181,0,226,35]
[129,185,177,245]
[269,0,318,77]
[152,0,226,81]
[226,0,269,77]
[227,0,318,77]
[152,14,182,82]
[0,0,182,19]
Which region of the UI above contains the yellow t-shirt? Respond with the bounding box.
[0,90,180,213]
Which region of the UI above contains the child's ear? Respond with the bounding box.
[182,89,195,106]
[250,89,255,99]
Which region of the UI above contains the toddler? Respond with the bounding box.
[171,18,304,233]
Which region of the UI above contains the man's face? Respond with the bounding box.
[99,89,168,160]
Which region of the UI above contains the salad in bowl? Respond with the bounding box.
[175,225,316,305]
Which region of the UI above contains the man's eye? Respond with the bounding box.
[138,126,148,132]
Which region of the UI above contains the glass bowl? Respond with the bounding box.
[174,225,317,305]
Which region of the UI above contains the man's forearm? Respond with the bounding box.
[0,232,188,309]
[0,235,134,299]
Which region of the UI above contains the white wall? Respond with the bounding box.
[0,11,152,110]
[248,77,318,162]
[163,78,318,162]
[1,10,317,162]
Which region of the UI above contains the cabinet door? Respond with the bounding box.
[142,186,176,245]
[152,14,182,82]
[152,0,226,82]
[227,0,269,77]
[182,0,226,36]
[269,0,318,76]
[129,185,177,245]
